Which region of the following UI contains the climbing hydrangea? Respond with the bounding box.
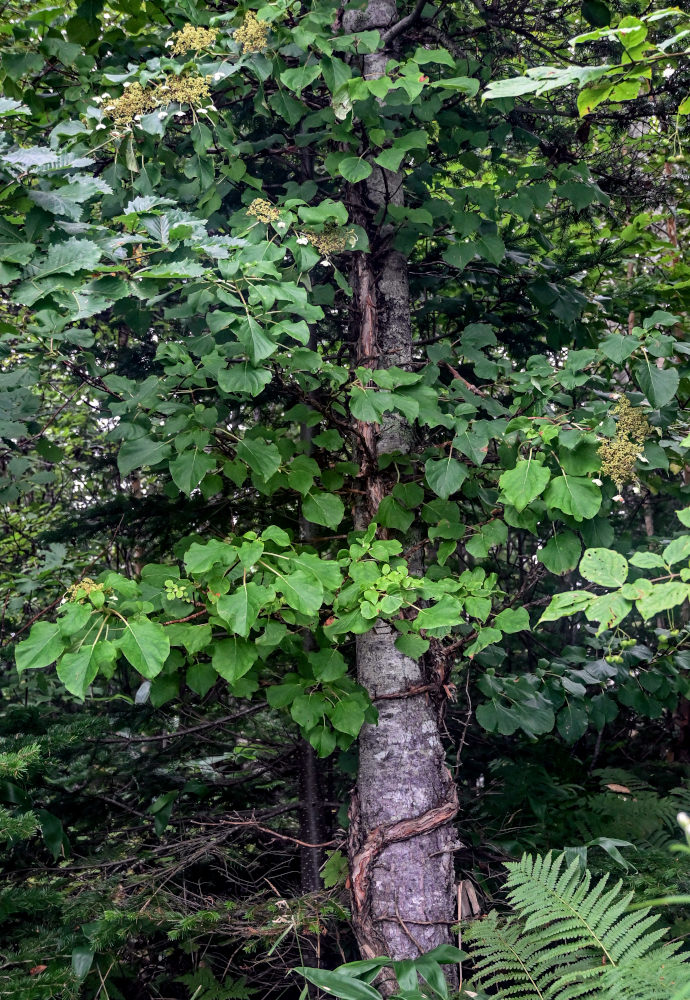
[598,396,650,490]
[105,75,212,125]
[168,24,218,55]
[301,224,357,255]
[234,12,269,53]
[246,198,280,223]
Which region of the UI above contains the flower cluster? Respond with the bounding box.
[104,75,212,125]
[235,12,269,53]
[66,577,104,604]
[300,224,357,255]
[598,396,650,490]
[168,24,218,55]
[246,198,281,223]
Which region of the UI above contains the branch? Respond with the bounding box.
[382,0,428,44]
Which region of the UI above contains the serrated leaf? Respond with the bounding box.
[57,648,98,699]
[236,437,281,480]
[216,583,272,637]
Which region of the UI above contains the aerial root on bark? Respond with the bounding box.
[347,785,459,959]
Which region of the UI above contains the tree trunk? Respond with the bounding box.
[344,0,459,981]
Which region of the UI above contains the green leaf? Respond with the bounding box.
[338,157,373,183]
[302,491,345,530]
[499,460,550,512]
[545,475,601,522]
[579,548,628,588]
[16,622,65,672]
[600,333,639,364]
[211,637,257,683]
[493,608,529,633]
[217,362,272,396]
[394,633,430,658]
[236,437,281,479]
[170,447,216,494]
[276,570,323,616]
[537,532,582,575]
[118,437,171,477]
[309,648,348,681]
[329,700,366,738]
[71,945,94,982]
[637,582,690,620]
[280,64,322,93]
[57,648,98,699]
[629,551,666,569]
[582,0,610,26]
[557,702,589,742]
[216,583,272,637]
[585,592,632,632]
[662,536,690,566]
[415,595,463,630]
[376,496,413,532]
[539,591,594,624]
[119,619,170,679]
[295,968,381,1000]
[635,358,679,408]
[425,457,468,499]
[24,238,102,279]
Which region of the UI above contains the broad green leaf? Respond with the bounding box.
[16,622,65,672]
[635,358,679,408]
[557,703,589,743]
[275,570,323,616]
[600,333,639,364]
[537,532,582,575]
[24,238,102,279]
[280,64,322,93]
[545,475,601,522]
[662,536,690,566]
[295,968,381,1000]
[629,551,666,569]
[579,548,628,588]
[57,648,98,699]
[184,539,237,574]
[170,448,216,494]
[236,437,281,479]
[539,591,594,624]
[637,582,690,620]
[493,608,529,633]
[338,157,372,183]
[394,633,430,658]
[329,700,366,738]
[309,648,348,681]
[585,592,632,632]
[415,596,463,630]
[216,583,273,637]
[499,460,550,512]
[119,619,170,679]
[425,457,468,499]
[118,437,171,477]
[217,363,272,396]
[212,636,258,683]
[302,491,345,530]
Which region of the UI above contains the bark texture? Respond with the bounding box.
[344,0,459,978]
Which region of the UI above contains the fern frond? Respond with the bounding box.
[465,852,690,1000]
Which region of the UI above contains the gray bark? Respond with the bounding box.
[343,0,459,980]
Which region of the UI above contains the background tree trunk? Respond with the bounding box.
[344,0,459,980]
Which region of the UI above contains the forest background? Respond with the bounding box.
[2,0,690,998]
